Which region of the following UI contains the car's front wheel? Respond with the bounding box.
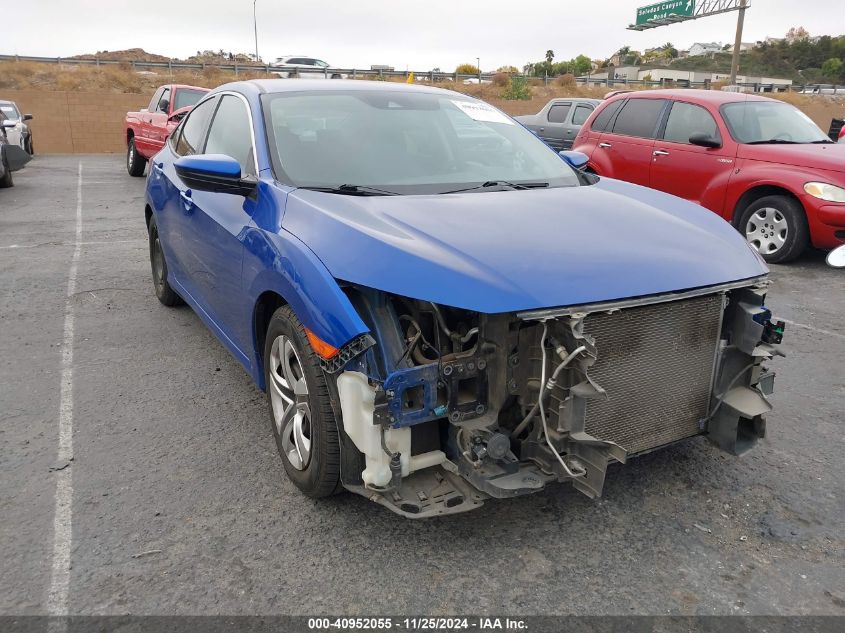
[148,216,183,306]
[739,195,808,264]
[264,306,341,498]
[24,136,34,156]
[127,138,147,177]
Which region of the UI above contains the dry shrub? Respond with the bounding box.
[555,73,576,88]
[492,72,510,87]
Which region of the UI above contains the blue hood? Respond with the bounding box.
[281,178,767,313]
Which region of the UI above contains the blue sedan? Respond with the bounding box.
[145,80,782,517]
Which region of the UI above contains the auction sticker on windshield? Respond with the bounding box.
[451,100,514,125]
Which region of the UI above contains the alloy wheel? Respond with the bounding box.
[745,207,788,255]
[268,335,312,471]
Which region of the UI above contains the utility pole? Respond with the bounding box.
[253,0,260,64]
[729,0,747,85]
[477,57,481,83]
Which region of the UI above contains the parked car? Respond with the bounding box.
[125,84,209,176]
[145,80,783,517]
[573,89,845,263]
[271,56,344,79]
[0,100,34,154]
[515,98,600,151]
[0,109,32,188]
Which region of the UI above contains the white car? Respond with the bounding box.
[0,100,33,155]
[270,56,345,79]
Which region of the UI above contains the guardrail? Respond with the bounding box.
[2,54,844,94]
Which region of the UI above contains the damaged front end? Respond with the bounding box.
[327,280,783,518]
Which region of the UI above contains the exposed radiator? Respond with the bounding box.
[579,294,724,455]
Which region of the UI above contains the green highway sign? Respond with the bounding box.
[636,0,695,25]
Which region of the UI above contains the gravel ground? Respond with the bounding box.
[0,155,843,617]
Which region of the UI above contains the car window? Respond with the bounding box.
[571,104,593,126]
[173,89,207,111]
[288,58,308,65]
[610,99,667,138]
[157,88,171,113]
[204,95,256,176]
[721,101,829,144]
[662,101,719,144]
[315,60,329,68]
[547,104,571,124]
[148,87,164,112]
[590,100,623,132]
[174,97,216,157]
[0,104,20,120]
[263,90,581,193]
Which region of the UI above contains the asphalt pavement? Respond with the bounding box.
[1,155,843,616]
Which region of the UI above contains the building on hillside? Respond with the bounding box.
[688,42,722,57]
[726,42,755,53]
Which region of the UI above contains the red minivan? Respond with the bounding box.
[573,89,845,262]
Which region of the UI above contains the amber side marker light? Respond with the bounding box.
[305,328,341,359]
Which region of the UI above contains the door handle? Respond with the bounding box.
[539,127,545,132]
[153,162,164,176]
[598,142,612,149]
[180,190,193,212]
[653,149,670,156]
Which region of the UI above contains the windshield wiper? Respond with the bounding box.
[297,184,399,196]
[746,139,800,145]
[440,180,550,194]
[810,139,834,144]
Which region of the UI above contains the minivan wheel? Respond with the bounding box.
[147,216,183,306]
[739,195,808,264]
[127,138,147,177]
[264,306,341,498]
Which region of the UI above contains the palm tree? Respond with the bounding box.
[545,50,555,64]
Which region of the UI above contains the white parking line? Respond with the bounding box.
[46,162,82,616]
[0,239,143,250]
[778,317,845,341]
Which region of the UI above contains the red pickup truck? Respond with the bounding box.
[125,84,208,176]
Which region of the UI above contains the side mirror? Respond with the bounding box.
[158,100,170,113]
[689,133,722,148]
[827,245,845,268]
[174,154,257,196]
[23,114,33,121]
[168,106,192,124]
[559,150,589,170]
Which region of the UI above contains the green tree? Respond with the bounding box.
[573,54,592,75]
[821,57,844,79]
[545,50,555,64]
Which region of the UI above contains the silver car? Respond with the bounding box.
[515,98,600,151]
[270,56,345,79]
[0,100,34,155]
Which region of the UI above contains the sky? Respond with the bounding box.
[5,1,844,71]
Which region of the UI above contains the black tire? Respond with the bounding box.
[25,135,34,156]
[264,306,341,498]
[147,215,183,306]
[127,137,147,177]
[0,155,12,188]
[738,195,808,264]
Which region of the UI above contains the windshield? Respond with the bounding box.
[0,104,20,120]
[262,90,581,194]
[721,101,829,144]
[173,89,208,111]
